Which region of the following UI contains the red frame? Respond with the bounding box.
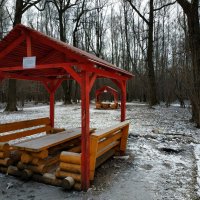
[0,25,133,191]
[96,86,118,103]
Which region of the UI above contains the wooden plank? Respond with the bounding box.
[95,148,115,169]
[97,141,120,158]
[13,130,84,152]
[97,132,122,151]
[120,124,129,154]
[0,117,50,134]
[89,136,98,180]
[60,152,81,165]
[0,126,52,142]
[51,128,65,134]
[92,121,129,139]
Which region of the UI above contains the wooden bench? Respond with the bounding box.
[0,117,52,143]
[11,128,95,175]
[56,121,129,188]
[0,117,58,169]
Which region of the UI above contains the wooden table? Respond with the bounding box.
[13,128,95,153]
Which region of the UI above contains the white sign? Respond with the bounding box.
[23,56,36,69]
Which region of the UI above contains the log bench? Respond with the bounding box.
[56,121,129,189]
[0,117,64,170]
[11,128,95,175]
[96,102,119,109]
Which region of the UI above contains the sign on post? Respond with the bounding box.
[23,56,36,69]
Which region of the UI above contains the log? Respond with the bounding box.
[60,162,81,173]
[21,169,33,180]
[7,166,22,177]
[31,157,40,165]
[74,183,81,191]
[68,145,81,153]
[0,158,12,166]
[9,150,22,163]
[17,162,47,174]
[60,152,81,165]
[31,150,48,159]
[0,143,9,151]
[21,153,33,164]
[48,138,81,155]
[0,151,10,159]
[0,166,8,173]
[61,177,75,190]
[96,103,102,109]
[55,169,81,182]
[32,173,62,187]
[31,155,59,167]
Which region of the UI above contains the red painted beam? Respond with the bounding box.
[26,33,32,57]
[1,71,51,82]
[42,79,63,127]
[120,81,126,122]
[80,64,128,81]
[0,34,25,60]
[89,73,97,92]
[111,79,127,121]
[50,91,55,127]
[0,63,73,72]
[81,70,90,191]
[30,32,87,63]
[62,66,81,85]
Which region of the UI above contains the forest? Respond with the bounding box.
[0,0,200,126]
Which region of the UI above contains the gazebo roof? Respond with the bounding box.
[96,86,118,94]
[0,24,133,80]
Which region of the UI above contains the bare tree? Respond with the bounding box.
[5,0,43,111]
[176,0,200,127]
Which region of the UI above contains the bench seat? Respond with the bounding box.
[12,128,93,152]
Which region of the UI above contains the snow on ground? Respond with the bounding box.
[0,102,200,199]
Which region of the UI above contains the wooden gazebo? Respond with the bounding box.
[95,86,119,109]
[0,24,133,190]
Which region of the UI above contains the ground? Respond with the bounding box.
[0,102,200,200]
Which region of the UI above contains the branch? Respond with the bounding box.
[153,1,176,11]
[34,0,51,11]
[5,6,14,24]
[126,0,149,25]
[22,0,42,13]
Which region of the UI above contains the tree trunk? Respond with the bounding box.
[58,11,72,104]
[187,6,200,126]
[5,0,23,111]
[147,0,158,106]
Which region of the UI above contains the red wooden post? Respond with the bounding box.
[81,70,90,191]
[50,91,55,128]
[26,34,32,56]
[42,80,63,128]
[121,80,127,122]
